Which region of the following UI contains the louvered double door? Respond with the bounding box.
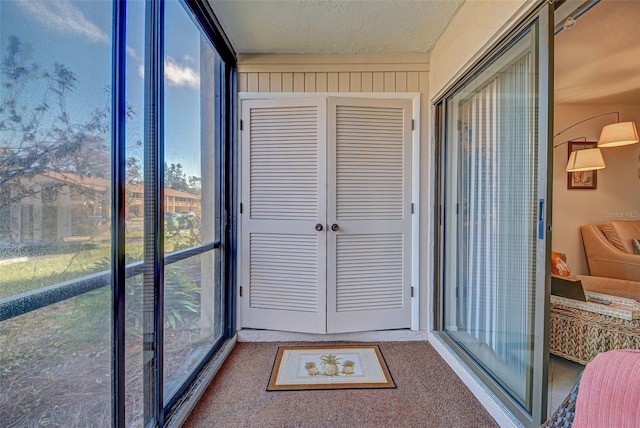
[241,97,412,334]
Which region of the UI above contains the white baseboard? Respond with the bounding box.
[238,329,429,342]
[428,332,522,428]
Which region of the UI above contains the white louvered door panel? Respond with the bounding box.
[241,98,327,333]
[326,98,412,333]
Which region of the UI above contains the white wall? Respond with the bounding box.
[429,0,533,99]
[552,103,640,274]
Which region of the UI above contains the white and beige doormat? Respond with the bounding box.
[267,345,396,391]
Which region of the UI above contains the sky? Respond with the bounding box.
[0,0,211,179]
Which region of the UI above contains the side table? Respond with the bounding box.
[550,292,640,365]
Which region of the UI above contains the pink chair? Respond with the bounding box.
[543,350,640,427]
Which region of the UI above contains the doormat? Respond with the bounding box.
[267,345,396,391]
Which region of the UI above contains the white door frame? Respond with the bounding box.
[237,92,421,332]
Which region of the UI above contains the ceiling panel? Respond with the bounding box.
[208,0,464,54]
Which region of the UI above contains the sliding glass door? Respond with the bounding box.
[436,4,552,426]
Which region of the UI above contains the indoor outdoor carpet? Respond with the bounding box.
[267,345,395,391]
[184,342,498,427]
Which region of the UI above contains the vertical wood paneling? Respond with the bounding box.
[270,73,282,92]
[238,69,428,94]
[247,72,259,92]
[419,71,428,96]
[282,73,294,91]
[327,73,339,92]
[384,72,396,92]
[258,72,270,92]
[239,73,248,92]
[293,72,305,92]
[419,70,429,177]
[316,72,328,92]
[361,72,373,92]
[304,73,316,92]
[372,72,384,92]
[395,72,407,92]
[350,73,362,92]
[407,72,419,92]
[338,72,350,92]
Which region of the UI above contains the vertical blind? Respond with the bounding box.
[453,50,537,399]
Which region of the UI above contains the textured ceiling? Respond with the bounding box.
[555,0,640,104]
[209,0,464,54]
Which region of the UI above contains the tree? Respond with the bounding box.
[0,36,110,209]
[164,162,201,195]
[127,153,143,185]
[187,175,201,194]
[165,162,188,192]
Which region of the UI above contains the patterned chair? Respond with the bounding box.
[541,374,581,428]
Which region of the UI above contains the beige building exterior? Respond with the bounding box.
[0,172,201,244]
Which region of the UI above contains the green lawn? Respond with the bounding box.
[0,230,201,299]
[0,247,113,299]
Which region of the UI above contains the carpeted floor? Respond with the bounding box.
[183,341,498,427]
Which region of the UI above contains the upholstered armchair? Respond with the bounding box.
[543,350,640,427]
[580,221,640,282]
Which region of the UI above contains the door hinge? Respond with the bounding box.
[411,202,414,214]
[240,119,243,131]
[239,203,243,214]
[411,119,415,131]
[239,286,243,297]
[411,286,414,298]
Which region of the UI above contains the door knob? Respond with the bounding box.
[315,223,323,231]
[331,223,340,232]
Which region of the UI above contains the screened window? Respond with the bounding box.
[0,1,236,426]
[0,1,114,423]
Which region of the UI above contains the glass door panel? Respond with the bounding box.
[162,0,225,408]
[439,5,552,424]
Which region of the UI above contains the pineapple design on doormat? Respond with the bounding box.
[304,354,357,377]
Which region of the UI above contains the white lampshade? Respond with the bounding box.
[566,148,606,172]
[598,121,639,147]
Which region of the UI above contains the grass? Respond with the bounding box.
[0,288,209,427]
[0,246,112,299]
[0,242,213,427]
[0,226,209,426]
[0,228,201,300]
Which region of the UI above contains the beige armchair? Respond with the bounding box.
[580,221,640,282]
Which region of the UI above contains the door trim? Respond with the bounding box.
[237,92,421,332]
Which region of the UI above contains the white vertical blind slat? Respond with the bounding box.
[457,52,534,375]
